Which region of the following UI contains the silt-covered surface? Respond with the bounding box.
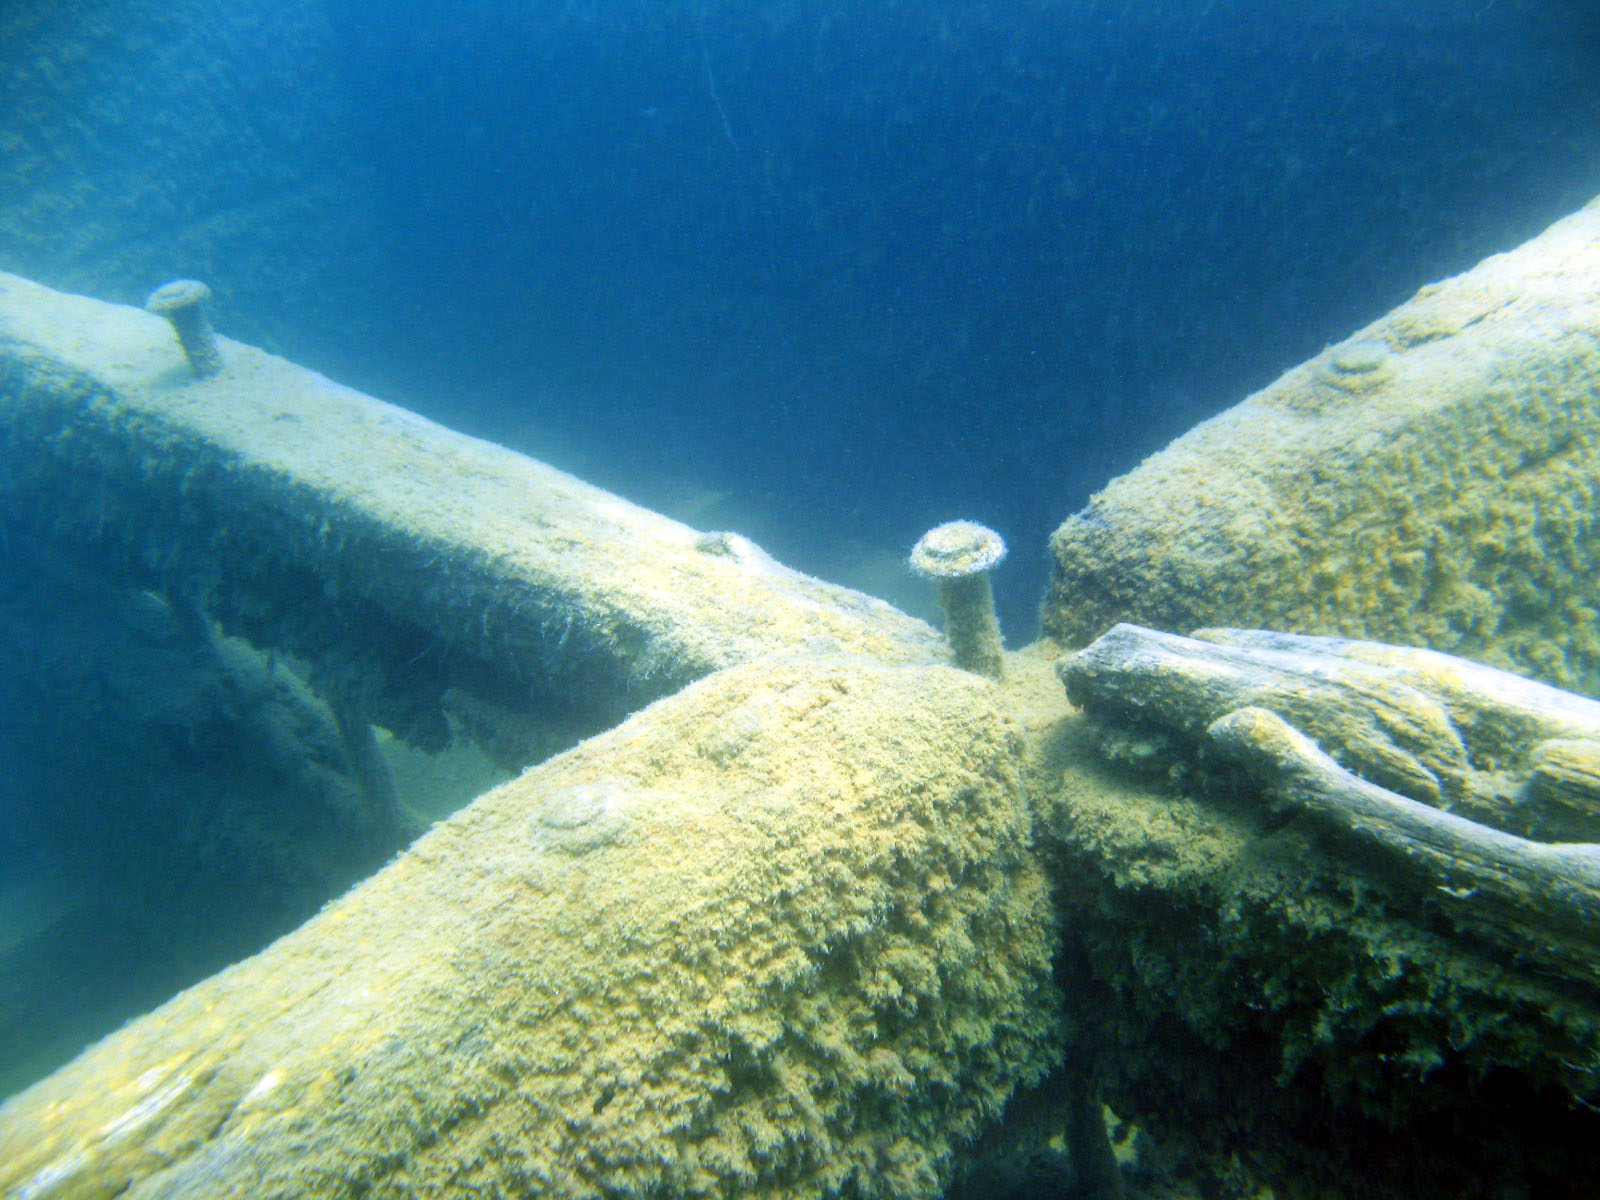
[0,271,942,751]
[1044,195,1600,695]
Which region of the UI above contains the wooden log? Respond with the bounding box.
[1064,623,1600,839]
[0,271,941,753]
[1208,705,1600,933]
[1040,624,1600,1197]
[1198,628,1600,763]
[1042,195,1600,698]
[1529,738,1600,841]
[0,657,1060,1200]
[1061,621,1600,985]
[1061,623,1478,814]
[1202,627,1600,839]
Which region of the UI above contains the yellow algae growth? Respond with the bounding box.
[0,656,1059,1199]
[1042,195,1600,697]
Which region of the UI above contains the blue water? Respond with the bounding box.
[312,0,1600,635]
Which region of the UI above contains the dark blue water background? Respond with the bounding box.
[314,0,1600,635]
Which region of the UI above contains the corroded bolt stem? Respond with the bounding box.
[910,520,1008,680]
[145,279,222,378]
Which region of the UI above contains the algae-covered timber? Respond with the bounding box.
[1042,196,1600,697]
[0,656,1060,1200]
[1029,625,1600,1199]
[7,184,1600,1200]
[0,270,941,754]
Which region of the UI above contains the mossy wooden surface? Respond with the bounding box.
[1042,194,1600,697]
[1014,638,1600,1200]
[0,657,1060,1200]
[0,270,940,749]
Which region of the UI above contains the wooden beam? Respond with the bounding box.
[0,270,941,751]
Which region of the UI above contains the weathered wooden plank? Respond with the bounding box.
[0,271,941,752]
[1043,196,1600,697]
[1040,623,1600,1198]
[1209,705,1600,932]
[1063,622,1600,841]
[0,657,1060,1200]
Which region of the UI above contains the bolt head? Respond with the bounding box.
[910,520,1007,578]
[145,279,212,314]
